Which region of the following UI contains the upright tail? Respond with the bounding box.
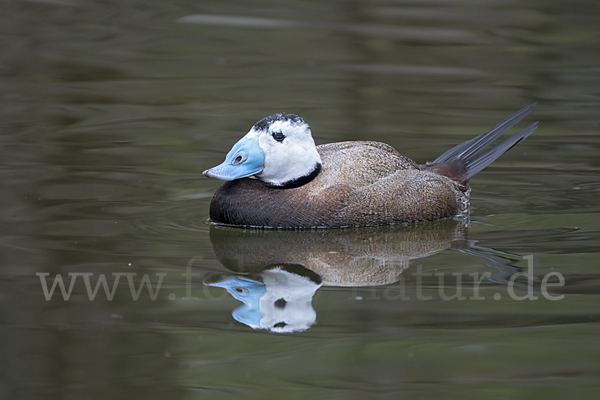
[426,103,538,183]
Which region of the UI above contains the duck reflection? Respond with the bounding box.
[205,219,474,333]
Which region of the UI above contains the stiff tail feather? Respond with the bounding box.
[426,103,538,183]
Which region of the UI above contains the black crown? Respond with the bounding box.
[253,113,306,131]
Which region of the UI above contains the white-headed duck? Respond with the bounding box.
[203,104,538,228]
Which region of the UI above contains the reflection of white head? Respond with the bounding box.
[206,267,322,333]
[256,268,321,333]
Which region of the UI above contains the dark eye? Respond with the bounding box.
[272,131,285,142]
[274,298,287,309]
[233,287,248,295]
[231,153,247,166]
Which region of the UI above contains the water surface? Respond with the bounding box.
[1,0,599,398]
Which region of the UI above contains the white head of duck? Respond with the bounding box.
[203,113,321,187]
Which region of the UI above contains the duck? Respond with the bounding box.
[203,104,538,229]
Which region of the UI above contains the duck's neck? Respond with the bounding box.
[265,162,322,189]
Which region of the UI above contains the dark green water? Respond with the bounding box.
[1,0,599,398]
